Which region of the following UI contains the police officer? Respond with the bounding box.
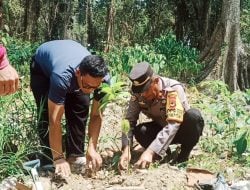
[119,62,204,169]
[31,40,109,177]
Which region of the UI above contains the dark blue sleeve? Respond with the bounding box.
[93,73,111,101]
[48,74,68,104]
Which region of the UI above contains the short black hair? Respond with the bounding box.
[79,55,108,77]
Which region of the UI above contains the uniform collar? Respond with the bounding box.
[159,77,167,98]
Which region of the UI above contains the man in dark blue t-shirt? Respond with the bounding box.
[30,40,109,177]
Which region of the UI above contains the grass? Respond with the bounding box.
[0,88,39,181]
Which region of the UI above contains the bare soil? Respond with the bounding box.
[20,102,249,190]
[37,163,188,190]
[23,103,192,190]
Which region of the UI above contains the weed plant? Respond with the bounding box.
[103,34,203,82]
[188,80,250,177]
[153,34,203,81]
[1,30,38,80]
[0,35,39,180]
[0,88,39,180]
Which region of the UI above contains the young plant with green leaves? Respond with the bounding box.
[99,76,130,111]
[121,119,131,173]
[99,76,132,172]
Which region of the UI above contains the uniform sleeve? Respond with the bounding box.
[148,121,180,157]
[122,96,141,148]
[172,85,190,111]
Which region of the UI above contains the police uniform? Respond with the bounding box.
[122,62,204,162]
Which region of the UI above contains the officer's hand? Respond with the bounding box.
[54,158,71,177]
[86,146,103,172]
[118,146,131,171]
[134,149,154,169]
[0,64,19,96]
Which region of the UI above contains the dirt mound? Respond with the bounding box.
[37,164,188,190]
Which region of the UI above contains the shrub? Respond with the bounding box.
[152,34,203,82]
[1,31,38,81]
[103,34,203,83]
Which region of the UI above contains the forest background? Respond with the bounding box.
[0,0,250,184]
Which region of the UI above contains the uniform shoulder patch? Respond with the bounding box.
[166,91,184,122]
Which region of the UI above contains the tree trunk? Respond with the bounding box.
[175,0,211,49]
[24,0,40,41]
[23,0,30,39]
[237,44,250,90]
[196,0,249,91]
[0,0,3,29]
[175,0,188,43]
[104,0,115,53]
[31,0,41,41]
[78,0,85,25]
[47,0,70,40]
[86,0,95,48]
[193,0,211,50]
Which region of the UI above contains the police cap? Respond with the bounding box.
[129,62,153,93]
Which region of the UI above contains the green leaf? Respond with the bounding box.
[233,131,248,155]
[1,37,7,46]
[101,86,113,94]
[245,116,250,125]
[121,119,130,134]
[4,25,10,33]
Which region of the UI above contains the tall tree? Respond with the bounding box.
[30,0,41,41]
[146,0,172,40]
[78,0,85,25]
[86,0,95,47]
[197,0,250,91]
[23,0,41,41]
[74,0,86,43]
[104,0,115,52]
[23,0,30,39]
[43,0,73,40]
[0,0,3,29]
[175,0,214,50]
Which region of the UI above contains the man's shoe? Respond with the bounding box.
[169,153,189,165]
[67,156,86,174]
[38,164,55,177]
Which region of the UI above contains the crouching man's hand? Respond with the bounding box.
[118,146,131,171]
[86,146,103,172]
[54,158,71,177]
[134,148,155,169]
